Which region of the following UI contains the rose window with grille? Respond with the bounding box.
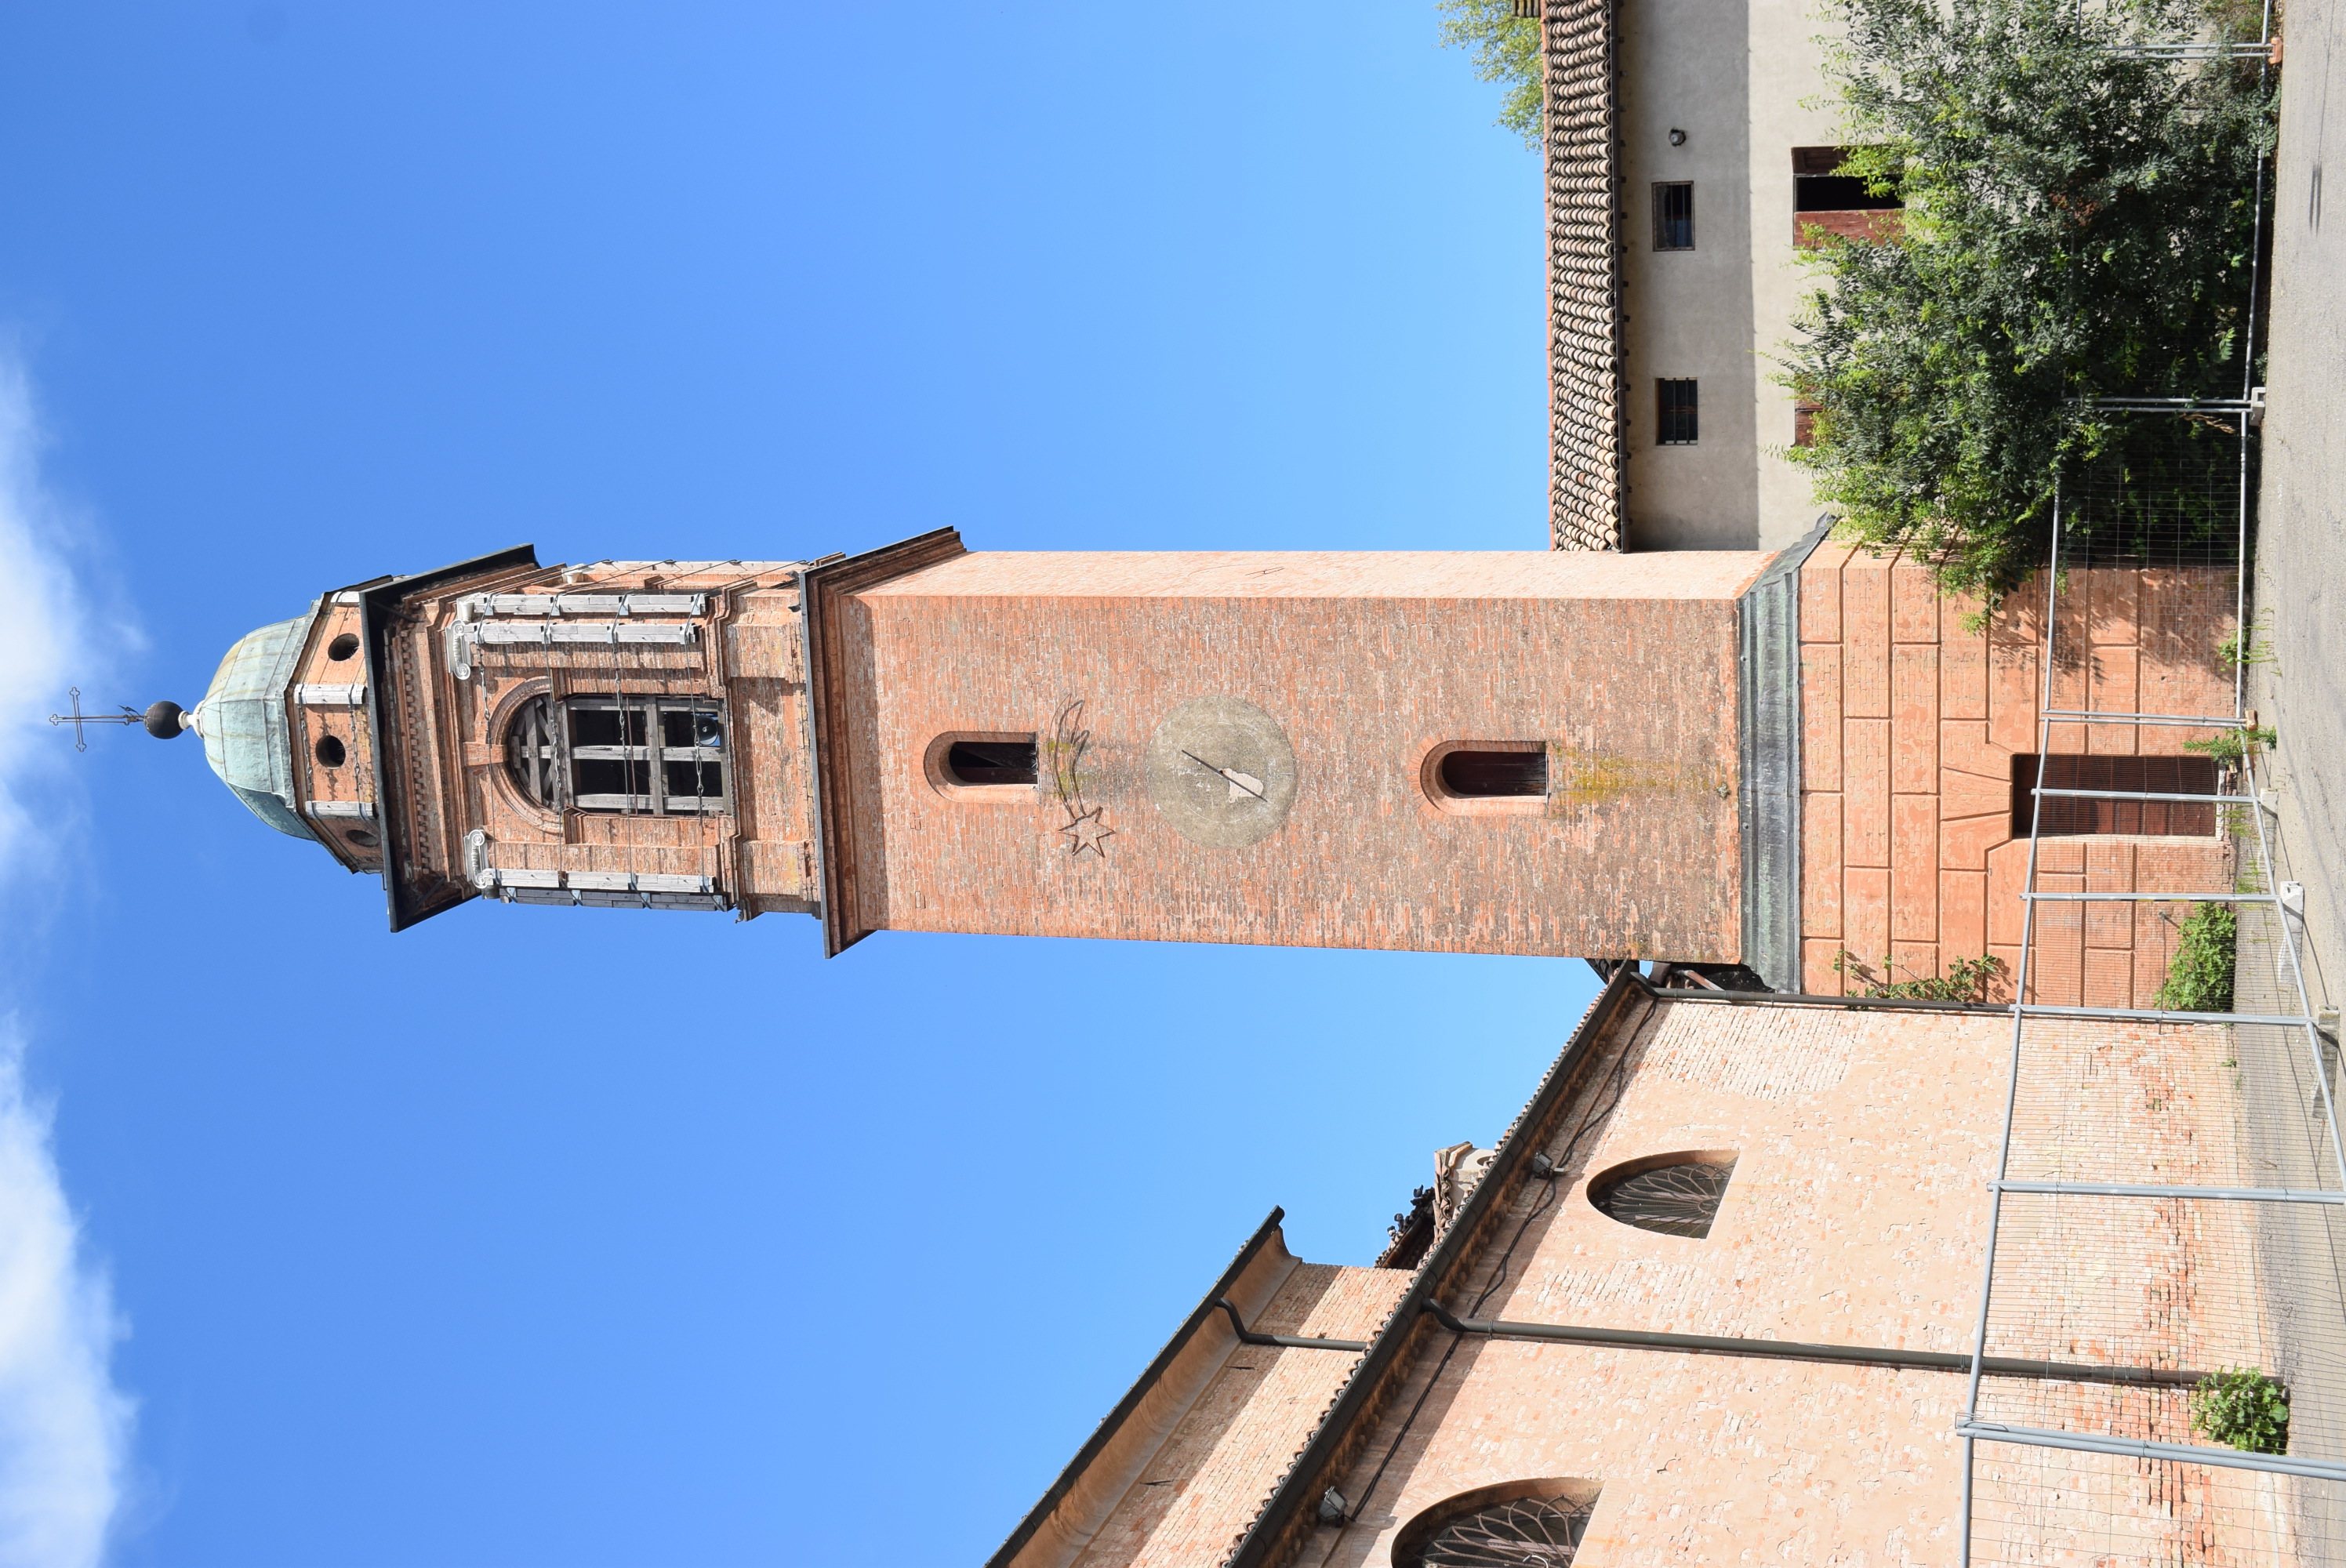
[1414,1494,1593,1567]
[1589,1156,1734,1239]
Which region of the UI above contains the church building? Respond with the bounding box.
[140,0,2332,1560]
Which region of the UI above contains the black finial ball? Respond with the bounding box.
[144,700,187,739]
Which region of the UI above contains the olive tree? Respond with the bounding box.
[1438,0,1544,149]
[1781,0,2274,604]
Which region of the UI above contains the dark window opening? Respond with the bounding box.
[507,694,728,815]
[1792,146,1903,210]
[314,735,346,768]
[1795,175,1902,212]
[1656,379,1698,445]
[327,632,361,662]
[1652,181,1694,250]
[2010,753,2217,837]
[1440,750,1548,799]
[944,738,1038,786]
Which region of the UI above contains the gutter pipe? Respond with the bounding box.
[1215,1295,2203,1389]
[1215,1300,1369,1352]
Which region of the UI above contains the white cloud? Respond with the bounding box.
[0,358,100,884]
[0,1028,129,1568]
[0,356,136,1568]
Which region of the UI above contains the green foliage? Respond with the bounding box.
[2217,615,2274,668]
[1437,0,1543,148]
[1781,0,2276,605]
[2190,1367,2290,1454]
[2182,723,2275,764]
[2153,902,2236,1011]
[1833,949,2004,1002]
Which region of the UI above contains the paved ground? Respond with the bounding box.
[2253,0,2346,1032]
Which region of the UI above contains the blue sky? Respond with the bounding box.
[0,5,1598,1564]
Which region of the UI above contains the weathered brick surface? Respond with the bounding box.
[1029,1000,2287,1568]
[1800,644,1842,793]
[1840,554,1892,719]
[1891,644,1939,792]
[1317,1000,2007,1565]
[1800,792,1842,939]
[360,559,824,926]
[1940,867,1987,957]
[1843,866,1890,982]
[843,552,1770,960]
[1799,562,2235,996]
[1843,719,1890,869]
[1072,1264,1414,1568]
[1940,593,1989,719]
[1891,793,1938,942]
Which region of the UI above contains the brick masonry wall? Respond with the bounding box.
[1797,550,2239,1002]
[844,552,1772,960]
[1301,996,2275,1566]
[1010,993,2283,1566]
[1073,1265,1415,1568]
[1793,209,1902,248]
[418,561,822,919]
[1316,999,2003,1564]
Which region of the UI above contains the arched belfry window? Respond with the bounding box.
[1443,750,1547,797]
[1587,1152,1736,1240]
[944,738,1037,786]
[924,731,1039,800]
[507,695,728,815]
[1393,1482,1601,1568]
[1423,742,1549,815]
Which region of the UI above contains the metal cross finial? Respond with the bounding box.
[47,688,143,753]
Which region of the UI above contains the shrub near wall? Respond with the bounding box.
[1782,0,2276,606]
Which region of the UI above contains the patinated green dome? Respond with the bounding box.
[194,604,321,841]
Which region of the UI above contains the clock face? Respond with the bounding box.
[1142,695,1299,848]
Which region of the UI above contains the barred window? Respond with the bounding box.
[1652,182,1694,250]
[1656,379,1699,445]
[1589,1155,1734,1240]
[2010,753,2217,837]
[1398,1489,1599,1568]
[507,695,728,815]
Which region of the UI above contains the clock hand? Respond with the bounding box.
[1182,749,1267,803]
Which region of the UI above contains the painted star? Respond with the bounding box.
[1061,807,1117,857]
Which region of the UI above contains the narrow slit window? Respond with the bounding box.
[1440,750,1548,799]
[1652,182,1694,250]
[2010,753,2217,838]
[507,694,728,815]
[944,738,1038,786]
[1656,379,1698,445]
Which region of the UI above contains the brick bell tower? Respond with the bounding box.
[160,528,1813,980]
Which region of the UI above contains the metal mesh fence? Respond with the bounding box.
[2003,1018,2341,1193]
[1976,1192,2346,1438]
[1970,1437,2346,1566]
[1957,223,2346,1553]
[2064,415,2258,573]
